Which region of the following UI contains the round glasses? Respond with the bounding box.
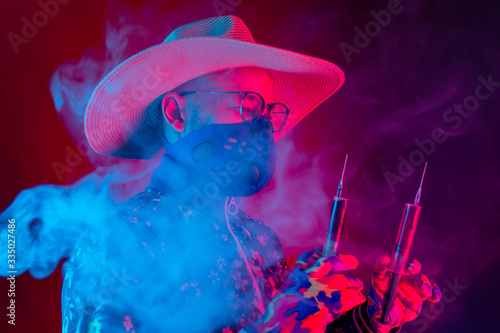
[179,91,290,133]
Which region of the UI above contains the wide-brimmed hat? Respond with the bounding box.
[84,15,344,159]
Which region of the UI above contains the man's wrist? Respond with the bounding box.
[354,301,401,333]
[353,301,378,332]
[325,301,401,333]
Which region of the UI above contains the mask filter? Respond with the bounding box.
[190,142,216,163]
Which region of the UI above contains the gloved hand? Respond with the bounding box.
[243,247,365,333]
[368,255,442,333]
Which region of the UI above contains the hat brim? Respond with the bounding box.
[84,37,344,159]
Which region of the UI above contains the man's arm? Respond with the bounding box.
[325,302,401,333]
[61,231,140,333]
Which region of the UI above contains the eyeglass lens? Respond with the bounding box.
[241,92,288,132]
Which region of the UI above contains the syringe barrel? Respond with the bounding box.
[389,203,421,274]
[322,197,349,257]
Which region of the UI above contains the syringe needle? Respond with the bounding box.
[413,162,428,205]
[337,154,348,197]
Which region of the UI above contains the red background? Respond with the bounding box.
[1,0,499,332]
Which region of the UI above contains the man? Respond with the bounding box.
[62,16,440,332]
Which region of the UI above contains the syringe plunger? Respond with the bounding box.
[322,197,349,257]
[388,203,421,274]
[322,154,349,257]
[381,163,427,323]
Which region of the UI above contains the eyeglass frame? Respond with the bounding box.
[177,91,290,133]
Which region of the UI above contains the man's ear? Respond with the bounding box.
[161,92,187,133]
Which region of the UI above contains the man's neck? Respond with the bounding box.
[149,153,230,221]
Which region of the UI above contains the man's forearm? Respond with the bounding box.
[326,301,401,333]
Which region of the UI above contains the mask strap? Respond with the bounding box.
[224,196,264,314]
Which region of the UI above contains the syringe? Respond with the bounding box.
[380,162,428,323]
[322,154,349,257]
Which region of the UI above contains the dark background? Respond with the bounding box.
[1,0,499,332]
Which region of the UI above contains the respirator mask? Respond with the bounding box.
[161,117,276,197]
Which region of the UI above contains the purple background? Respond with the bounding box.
[1,0,499,332]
